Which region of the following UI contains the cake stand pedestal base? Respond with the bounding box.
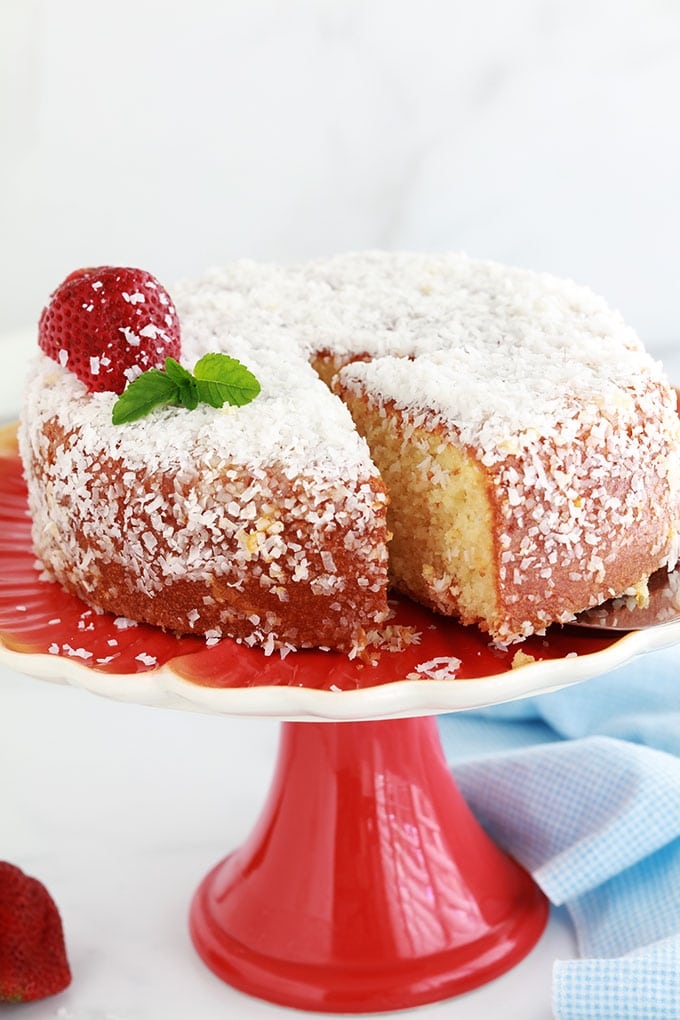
[189,715,548,1013]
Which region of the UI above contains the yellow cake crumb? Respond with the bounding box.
[511,649,537,669]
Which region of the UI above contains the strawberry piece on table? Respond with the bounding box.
[38,266,181,394]
[0,861,72,1003]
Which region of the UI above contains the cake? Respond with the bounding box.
[19,253,680,653]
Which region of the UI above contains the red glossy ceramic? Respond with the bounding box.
[0,424,551,1011]
[189,716,548,1012]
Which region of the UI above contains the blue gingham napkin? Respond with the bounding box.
[437,647,680,1020]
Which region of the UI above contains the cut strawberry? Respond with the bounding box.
[0,861,72,1003]
[38,266,181,394]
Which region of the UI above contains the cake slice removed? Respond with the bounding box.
[335,343,680,644]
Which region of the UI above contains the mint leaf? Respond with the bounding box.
[111,352,261,425]
[112,369,180,425]
[165,359,199,409]
[164,357,193,386]
[178,378,199,409]
[193,353,261,407]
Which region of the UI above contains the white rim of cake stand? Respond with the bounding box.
[2,618,680,722]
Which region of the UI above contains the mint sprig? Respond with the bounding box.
[112,354,261,425]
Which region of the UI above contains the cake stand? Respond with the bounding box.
[3,424,680,1014]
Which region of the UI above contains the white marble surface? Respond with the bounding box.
[1,0,680,350]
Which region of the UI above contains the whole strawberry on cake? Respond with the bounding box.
[19,253,680,654]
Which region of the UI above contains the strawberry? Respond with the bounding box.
[38,266,181,394]
[0,861,71,1003]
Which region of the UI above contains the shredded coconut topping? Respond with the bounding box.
[406,656,463,681]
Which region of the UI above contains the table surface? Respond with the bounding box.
[2,331,678,1019]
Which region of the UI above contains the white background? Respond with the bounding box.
[1,0,679,356]
[1,3,679,1018]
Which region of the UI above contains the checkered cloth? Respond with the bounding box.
[437,646,680,1020]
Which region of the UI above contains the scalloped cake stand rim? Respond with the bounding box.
[3,618,680,721]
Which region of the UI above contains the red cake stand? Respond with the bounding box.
[2,422,680,1013]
